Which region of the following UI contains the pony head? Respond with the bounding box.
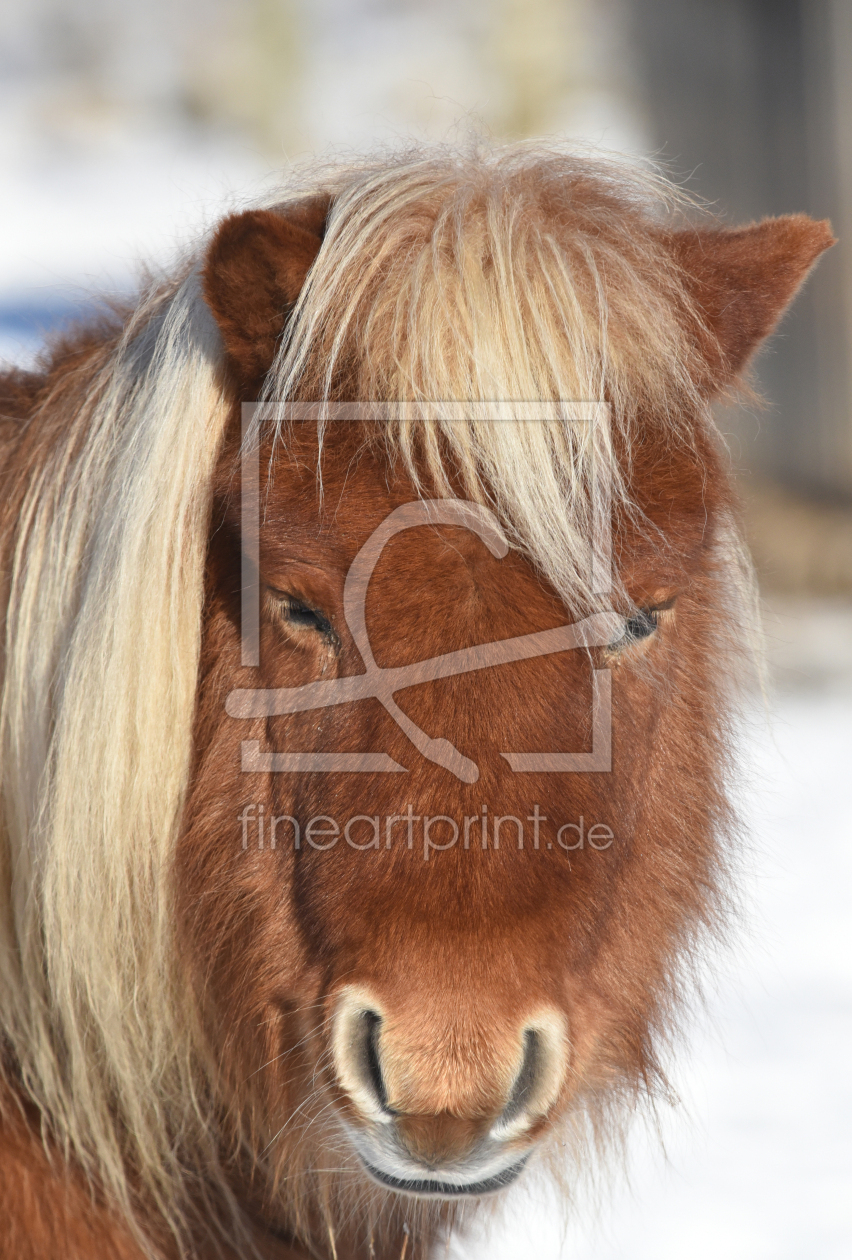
[0,147,832,1258]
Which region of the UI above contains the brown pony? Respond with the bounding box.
[0,147,832,1259]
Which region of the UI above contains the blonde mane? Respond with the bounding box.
[0,272,237,1249]
[0,143,731,1256]
[264,145,710,610]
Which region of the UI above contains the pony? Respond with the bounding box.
[0,145,832,1259]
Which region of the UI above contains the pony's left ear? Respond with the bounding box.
[202,198,329,389]
[667,215,835,392]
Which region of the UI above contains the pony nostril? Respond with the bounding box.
[502,1029,540,1124]
[332,992,396,1122]
[495,1015,568,1136]
[362,1010,390,1112]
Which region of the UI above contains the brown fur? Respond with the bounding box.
[0,154,832,1260]
[0,1099,146,1260]
[666,215,836,387]
[203,204,328,392]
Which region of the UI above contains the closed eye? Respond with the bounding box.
[266,589,337,643]
[624,608,658,641]
[610,598,676,652]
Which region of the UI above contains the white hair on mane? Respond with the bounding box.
[0,270,238,1251]
[261,143,712,611]
[0,142,742,1257]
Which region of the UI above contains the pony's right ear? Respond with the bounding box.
[202,201,328,388]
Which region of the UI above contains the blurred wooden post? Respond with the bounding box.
[625,0,852,500]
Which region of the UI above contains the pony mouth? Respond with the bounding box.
[360,1155,528,1198]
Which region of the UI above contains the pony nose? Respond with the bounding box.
[331,990,567,1151]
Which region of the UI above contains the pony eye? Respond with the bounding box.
[624,608,659,641]
[610,600,675,653]
[268,590,335,639]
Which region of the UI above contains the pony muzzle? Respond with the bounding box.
[331,987,568,1196]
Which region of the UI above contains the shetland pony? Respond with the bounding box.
[0,147,832,1259]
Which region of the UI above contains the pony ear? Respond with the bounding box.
[668,215,835,392]
[202,200,329,387]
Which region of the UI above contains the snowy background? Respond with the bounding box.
[0,0,644,367]
[2,1,850,1255]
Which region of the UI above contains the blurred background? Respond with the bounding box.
[1,2,849,1257]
